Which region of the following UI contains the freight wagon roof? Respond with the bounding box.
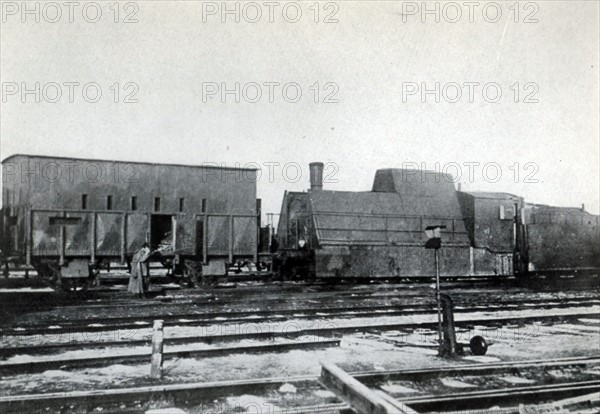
[1,154,258,171]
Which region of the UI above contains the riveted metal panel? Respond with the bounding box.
[64,212,91,256]
[175,214,195,255]
[31,212,60,256]
[207,216,229,255]
[233,216,257,255]
[126,213,148,254]
[96,213,123,256]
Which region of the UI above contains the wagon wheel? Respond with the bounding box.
[43,262,62,289]
[59,278,90,294]
[206,275,222,287]
[42,262,89,294]
[183,261,203,288]
[88,264,102,287]
[29,262,48,288]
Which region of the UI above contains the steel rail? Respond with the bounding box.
[1,312,598,366]
[13,295,599,318]
[403,380,600,412]
[1,356,598,413]
[354,355,600,383]
[0,339,341,376]
[3,299,598,337]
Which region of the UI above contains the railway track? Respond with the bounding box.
[0,339,340,376]
[2,297,598,337]
[2,356,598,413]
[2,281,528,321]
[2,311,598,377]
[7,310,594,358]
[2,282,598,413]
[4,279,595,318]
[0,281,516,306]
[400,381,600,412]
[3,275,579,309]
[12,290,597,311]
[354,355,600,412]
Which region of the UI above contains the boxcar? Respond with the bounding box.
[523,204,600,277]
[1,154,263,288]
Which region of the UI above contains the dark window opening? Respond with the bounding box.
[81,194,88,210]
[131,196,138,211]
[201,199,207,213]
[107,195,113,210]
[154,197,161,212]
[179,198,185,212]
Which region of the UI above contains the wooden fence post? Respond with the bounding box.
[150,320,164,379]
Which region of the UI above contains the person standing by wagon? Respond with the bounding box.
[128,243,151,298]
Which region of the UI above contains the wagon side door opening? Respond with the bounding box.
[150,214,173,251]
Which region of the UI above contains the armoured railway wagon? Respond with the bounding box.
[1,154,599,286]
[0,154,270,288]
[276,163,600,280]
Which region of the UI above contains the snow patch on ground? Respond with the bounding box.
[313,390,336,398]
[156,284,183,289]
[146,408,187,414]
[578,318,600,324]
[4,346,149,363]
[225,394,278,411]
[0,287,54,292]
[380,383,419,394]
[41,370,73,378]
[95,364,144,375]
[278,383,297,393]
[499,375,536,385]
[440,378,477,388]
[463,355,501,363]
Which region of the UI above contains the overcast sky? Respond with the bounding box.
[1,0,599,216]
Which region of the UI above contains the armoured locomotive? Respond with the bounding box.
[276,163,600,281]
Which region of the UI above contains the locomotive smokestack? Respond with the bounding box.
[309,162,324,191]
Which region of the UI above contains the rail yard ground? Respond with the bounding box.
[1,275,599,413]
